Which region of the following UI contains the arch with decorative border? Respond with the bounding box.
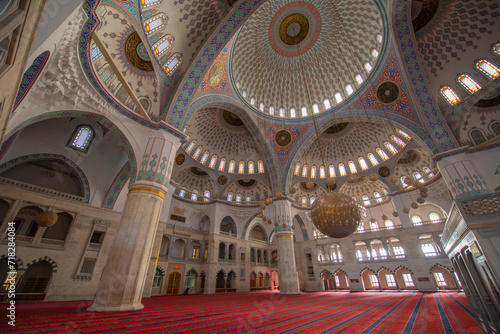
[220,215,237,237]
[186,267,199,277]
[359,267,377,276]
[227,269,237,278]
[216,268,226,277]
[293,214,309,241]
[0,255,24,270]
[0,153,91,203]
[247,222,268,242]
[429,263,454,274]
[156,266,165,276]
[333,269,349,278]
[25,256,58,272]
[377,266,393,275]
[394,265,414,275]
[319,269,334,278]
[14,51,50,111]
[102,162,131,208]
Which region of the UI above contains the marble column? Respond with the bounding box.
[276,230,299,294]
[88,133,181,312]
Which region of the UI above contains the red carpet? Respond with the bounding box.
[2,291,484,333]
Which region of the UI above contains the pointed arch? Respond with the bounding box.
[25,256,58,273]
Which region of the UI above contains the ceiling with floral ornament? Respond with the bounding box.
[171,166,218,198]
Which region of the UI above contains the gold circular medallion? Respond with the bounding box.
[279,13,309,45]
[208,61,224,86]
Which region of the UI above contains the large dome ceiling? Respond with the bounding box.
[230,0,385,118]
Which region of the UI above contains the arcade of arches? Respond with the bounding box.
[0,0,499,332]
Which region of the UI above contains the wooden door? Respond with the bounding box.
[166,272,181,295]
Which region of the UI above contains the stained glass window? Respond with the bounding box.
[290,108,296,118]
[219,158,226,171]
[302,197,307,204]
[311,166,317,178]
[294,163,301,175]
[423,166,434,178]
[362,195,370,206]
[355,74,363,85]
[413,172,424,183]
[367,153,378,166]
[227,192,233,201]
[376,148,389,160]
[374,192,382,203]
[401,176,408,187]
[236,194,242,203]
[186,141,196,153]
[279,108,285,117]
[259,103,264,111]
[338,163,346,176]
[141,0,161,7]
[371,49,379,58]
[402,274,414,287]
[165,53,181,74]
[335,92,343,103]
[364,62,372,73]
[179,189,185,197]
[153,35,173,56]
[385,220,394,229]
[384,142,398,154]
[145,14,166,34]
[200,151,209,164]
[204,190,210,202]
[302,165,308,177]
[329,165,335,178]
[319,166,326,178]
[193,146,202,159]
[370,220,379,231]
[458,74,481,93]
[246,195,251,202]
[391,135,405,147]
[228,160,235,173]
[312,104,319,114]
[209,155,217,168]
[310,197,315,204]
[248,161,254,174]
[411,215,422,226]
[494,43,500,56]
[440,86,460,105]
[301,107,308,117]
[91,43,102,60]
[238,161,245,174]
[377,34,383,43]
[348,160,357,174]
[358,157,368,170]
[269,106,274,115]
[258,160,264,173]
[397,129,411,140]
[429,212,441,222]
[346,84,354,96]
[475,59,500,79]
[324,99,331,109]
[191,190,198,201]
[70,126,93,151]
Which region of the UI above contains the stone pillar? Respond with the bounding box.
[88,133,181,312]
[438,160,490,200]
[276,230,299,294]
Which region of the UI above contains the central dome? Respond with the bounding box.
[231,0,385,119]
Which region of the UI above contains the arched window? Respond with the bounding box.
[491,122,500,136]
[219,158,226,171]
[235,194,242,203]
[152,267,163,287]
[165,53,181,74]
[397,129,411,140]
[69,125,94,151]
[294,163,301,175]
[301,107,308,117]
[367,153,378,166]
[373,192,382,202]
[391,135,405,147]
[329,165,336,178]
[385,220,394,229]
[259,103,264,111]
[369,220,379,231]
[238,161,245,174]
[319,166,326,178]
[141,0,161,7]
[384,142,398,155]
[346,84,354,96]
[324,99,331,109]
[335,92,343,103]
[248,161,254,174]
[302,165,308,177]
[258,160,264,173]
[358,157,368,170]
[422,166,434,178]
[153,35,173,56]
[376,148,389,160]
[279,108,285,117]
[204,190,210,202]
[311,166,317,178]
[227,192,233,202]
[246,195,251,203]
[440,86,460,105]
[413,172,424,183]
[494,43,500,56]
[228,160,235,173]
[362,195,370,206]
[377,34,383,43]
[209,155,217,168]
[290,108,296,118]
[475,59,500,79]
[457,74,481,93]
[338,163,346,176]
[179,189,185,197]
[144,14,167,34]
[355,74,363,85]
[428,212,441,222]
[371,49,379,58]
[191,190,198,201]
[302,196,307,204]
[470,129,487,146]
[364,62,372,73]
[310,197,315,204]
[401,176,408,187]
[100,66,114,84]
[186,140,196,153]
[193,146,202,159]
[91,43,102,60]
[411,215,422,226]
[200,151,209,164]
[250,98,255,105]
[312,104,320,114]
[348,161,357,174]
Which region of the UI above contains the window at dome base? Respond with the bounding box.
[141,0,161,7]
[191,190,198,201]
[384,142,398,155]
[228,160,235,173]
[311,166,317,178]
[338,163,346,176]
[391,135,405,147]
[269,106,274,115]
[69,126,94,151]
[346,84,354,96]
[440,86,460,105]
[219,158,226,171]
[458,74,481,93]
[358,157,368,170]
[165,54,181,74]
[348,161,357,174]
[319,166,326,178]
[376,148,389,160]
[227,192,233,201]
[200,151,209,164]
[153,35,173,56]
[301,107,308,117]
[204,190,210,202]
[367,153,378,166]
[324,99,331,109]
[91,43,102,60]
[238,161,245,174]
[294,163,300,175]
[290,108,296,118]
[335,93,343,103]
[475,59,500,79]
[193,146,202,159]
[209,155,217,168]
[329,165,335,178]
[258,160,264,173]
[364,62,372,73]
[355,74,363,85]
[186,140,196,153]
[396,129,411,140]
[312,104,319,114]
[179,189,185,197]
[248,161,254,174]
[302,165,308,178]
[144,14,166,34]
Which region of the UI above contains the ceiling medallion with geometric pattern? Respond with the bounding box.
[377,81,399,104]
[175,153,185,166]
[279,13,309,45]
[378,166,391,177]
[218,175,228,185]
[275,130,292,146]
[125,31,154,72]
[397,150,418,164]
[222,110,244,126]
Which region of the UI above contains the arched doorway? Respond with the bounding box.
[321,271,334,290]
[166,272,181,295]
[362,269,379,291]
[272,271,279,290]
[19,260,53,300]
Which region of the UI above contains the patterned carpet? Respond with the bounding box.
[5,291,484,333]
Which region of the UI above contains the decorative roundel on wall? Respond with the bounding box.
[222,110,244,126]
[327,182,337,191]
[191,167,208,176]
[398,150,418,164]
[175,153,185,165]
[125,31,154,72]
[378,166,391,178]
[269,1,321,57]
[300,181,317,191]
[238,179,256,187]
[376,81,399,104]
[324,122,349,134]
[275,130,292,146]
[218,175,228,185]
[209,61,224,87]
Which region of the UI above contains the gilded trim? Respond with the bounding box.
[276,233,293,238]
[129,186,166,198]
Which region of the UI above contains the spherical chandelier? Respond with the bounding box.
[310,192,366,238]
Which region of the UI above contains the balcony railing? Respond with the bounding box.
[0,177,84,202]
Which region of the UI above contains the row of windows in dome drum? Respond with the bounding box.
[469,122,500,146]
[440,51,500,106]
